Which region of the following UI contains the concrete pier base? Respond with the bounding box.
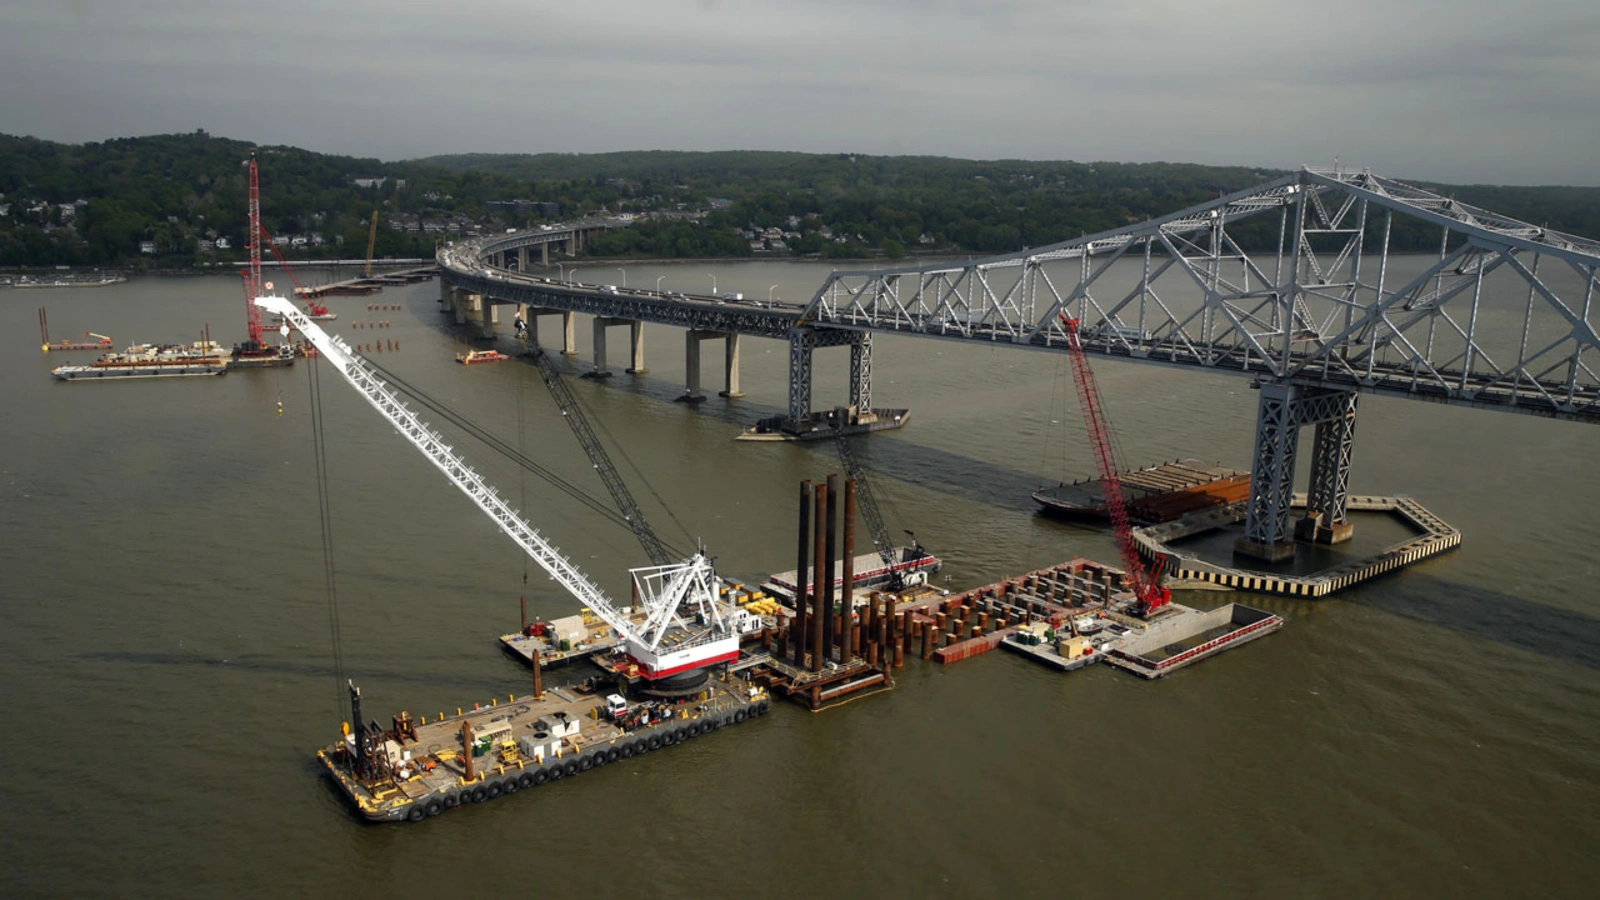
[625,320,647,374]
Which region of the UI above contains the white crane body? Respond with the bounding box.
[256,294,738,678]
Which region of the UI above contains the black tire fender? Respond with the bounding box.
[442,793,460,809]
[406,805,426,823]
[486,781,503,799]
[533,768,550,785]
[562,760,579,777]
[579,755,594,771]
[425,800,443,817]
[501,777,519,794]
[517,772,535,789]
[734,709,748,723]
[547,765,564,781]
[470,786,488,803]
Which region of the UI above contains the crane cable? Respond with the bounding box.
[305,351,347,726]
[362,356,689,559]
[518,353,529,586]
[584,398,694,549]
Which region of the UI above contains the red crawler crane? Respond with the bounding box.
[241,154,266,349]
[238,157,329,334]
[1059,313,1171,617]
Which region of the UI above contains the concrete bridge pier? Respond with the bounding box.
[524,308,577,356]
[720,333,743,398]
[453,292,472,326]
[677,330,726,403]
[625,321,646,374]
[479,298,499,338]
[439,280,453,309]
[586,317,625,379]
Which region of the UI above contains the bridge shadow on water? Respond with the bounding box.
[1345,569,1600,671]
[78,649,515,689]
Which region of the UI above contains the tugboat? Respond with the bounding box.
[456,349,509,365]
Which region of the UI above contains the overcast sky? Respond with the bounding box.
[3,0,1597,185]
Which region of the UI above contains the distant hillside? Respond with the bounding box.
[3,132,1597,268]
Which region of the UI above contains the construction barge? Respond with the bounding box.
[260,298,1286,825]
[1033,458,1250,523]
[739,407,910,442]
[324,676,771,823]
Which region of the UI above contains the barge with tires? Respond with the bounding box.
[319,673,771,823]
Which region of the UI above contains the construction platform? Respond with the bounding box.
[1103,603,1282,678]
[320,673,770,823]
[1033,458,1250,523]
[295,265,438,299]
[1136,494,1462,597]
[738,407,910,442]
[763,547,942,600]
[755,557,1284,696]
[1000,601,1281,677]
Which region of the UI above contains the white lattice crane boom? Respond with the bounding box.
[256,295,739,678]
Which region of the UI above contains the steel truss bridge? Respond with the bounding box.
[439,167,1600,562]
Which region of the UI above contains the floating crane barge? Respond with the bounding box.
[323,677,769,823]
[265,296,1285,824]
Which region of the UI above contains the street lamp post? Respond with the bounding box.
[768,284,778,304]
[568,269,579,286]
[616,267,626,289]
[708,274,717,297]
[556,262,565,283]
[656,275,666,294]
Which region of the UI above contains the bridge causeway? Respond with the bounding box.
[436,168,1600,569]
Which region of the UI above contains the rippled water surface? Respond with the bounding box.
[2,263,1597,898]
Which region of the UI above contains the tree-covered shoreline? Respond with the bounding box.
[4,132,1596,270]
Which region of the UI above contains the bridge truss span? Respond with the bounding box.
[806,167,1600,425]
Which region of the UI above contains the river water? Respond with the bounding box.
[2,261,1597,898]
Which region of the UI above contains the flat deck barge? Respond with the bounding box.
[739,408,910,442]
[320,673,770,822]
[1033,458,1249,523]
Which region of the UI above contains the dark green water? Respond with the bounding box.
[2,263,1597,898]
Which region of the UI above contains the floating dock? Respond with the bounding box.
[739,407,910,442]
[1103,603,1282,678]
[1134,494,1462,597]
[1033,458,1250,523]
[295,265,438,299]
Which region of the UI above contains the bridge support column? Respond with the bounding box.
[439,280,452,309]
[1298,392,1359,545]
[561,311,576,355]
[678,331,715,403]
[1236,384,1361,562]
[720,333,743,398]
[848,334,872,411]
[454,292,472,326]
[786,328,816,431]
[517,247,527,271]
[541,243,549,266]
[625,321,646,374]
[588,317,626,379]
[479,298,499,338]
